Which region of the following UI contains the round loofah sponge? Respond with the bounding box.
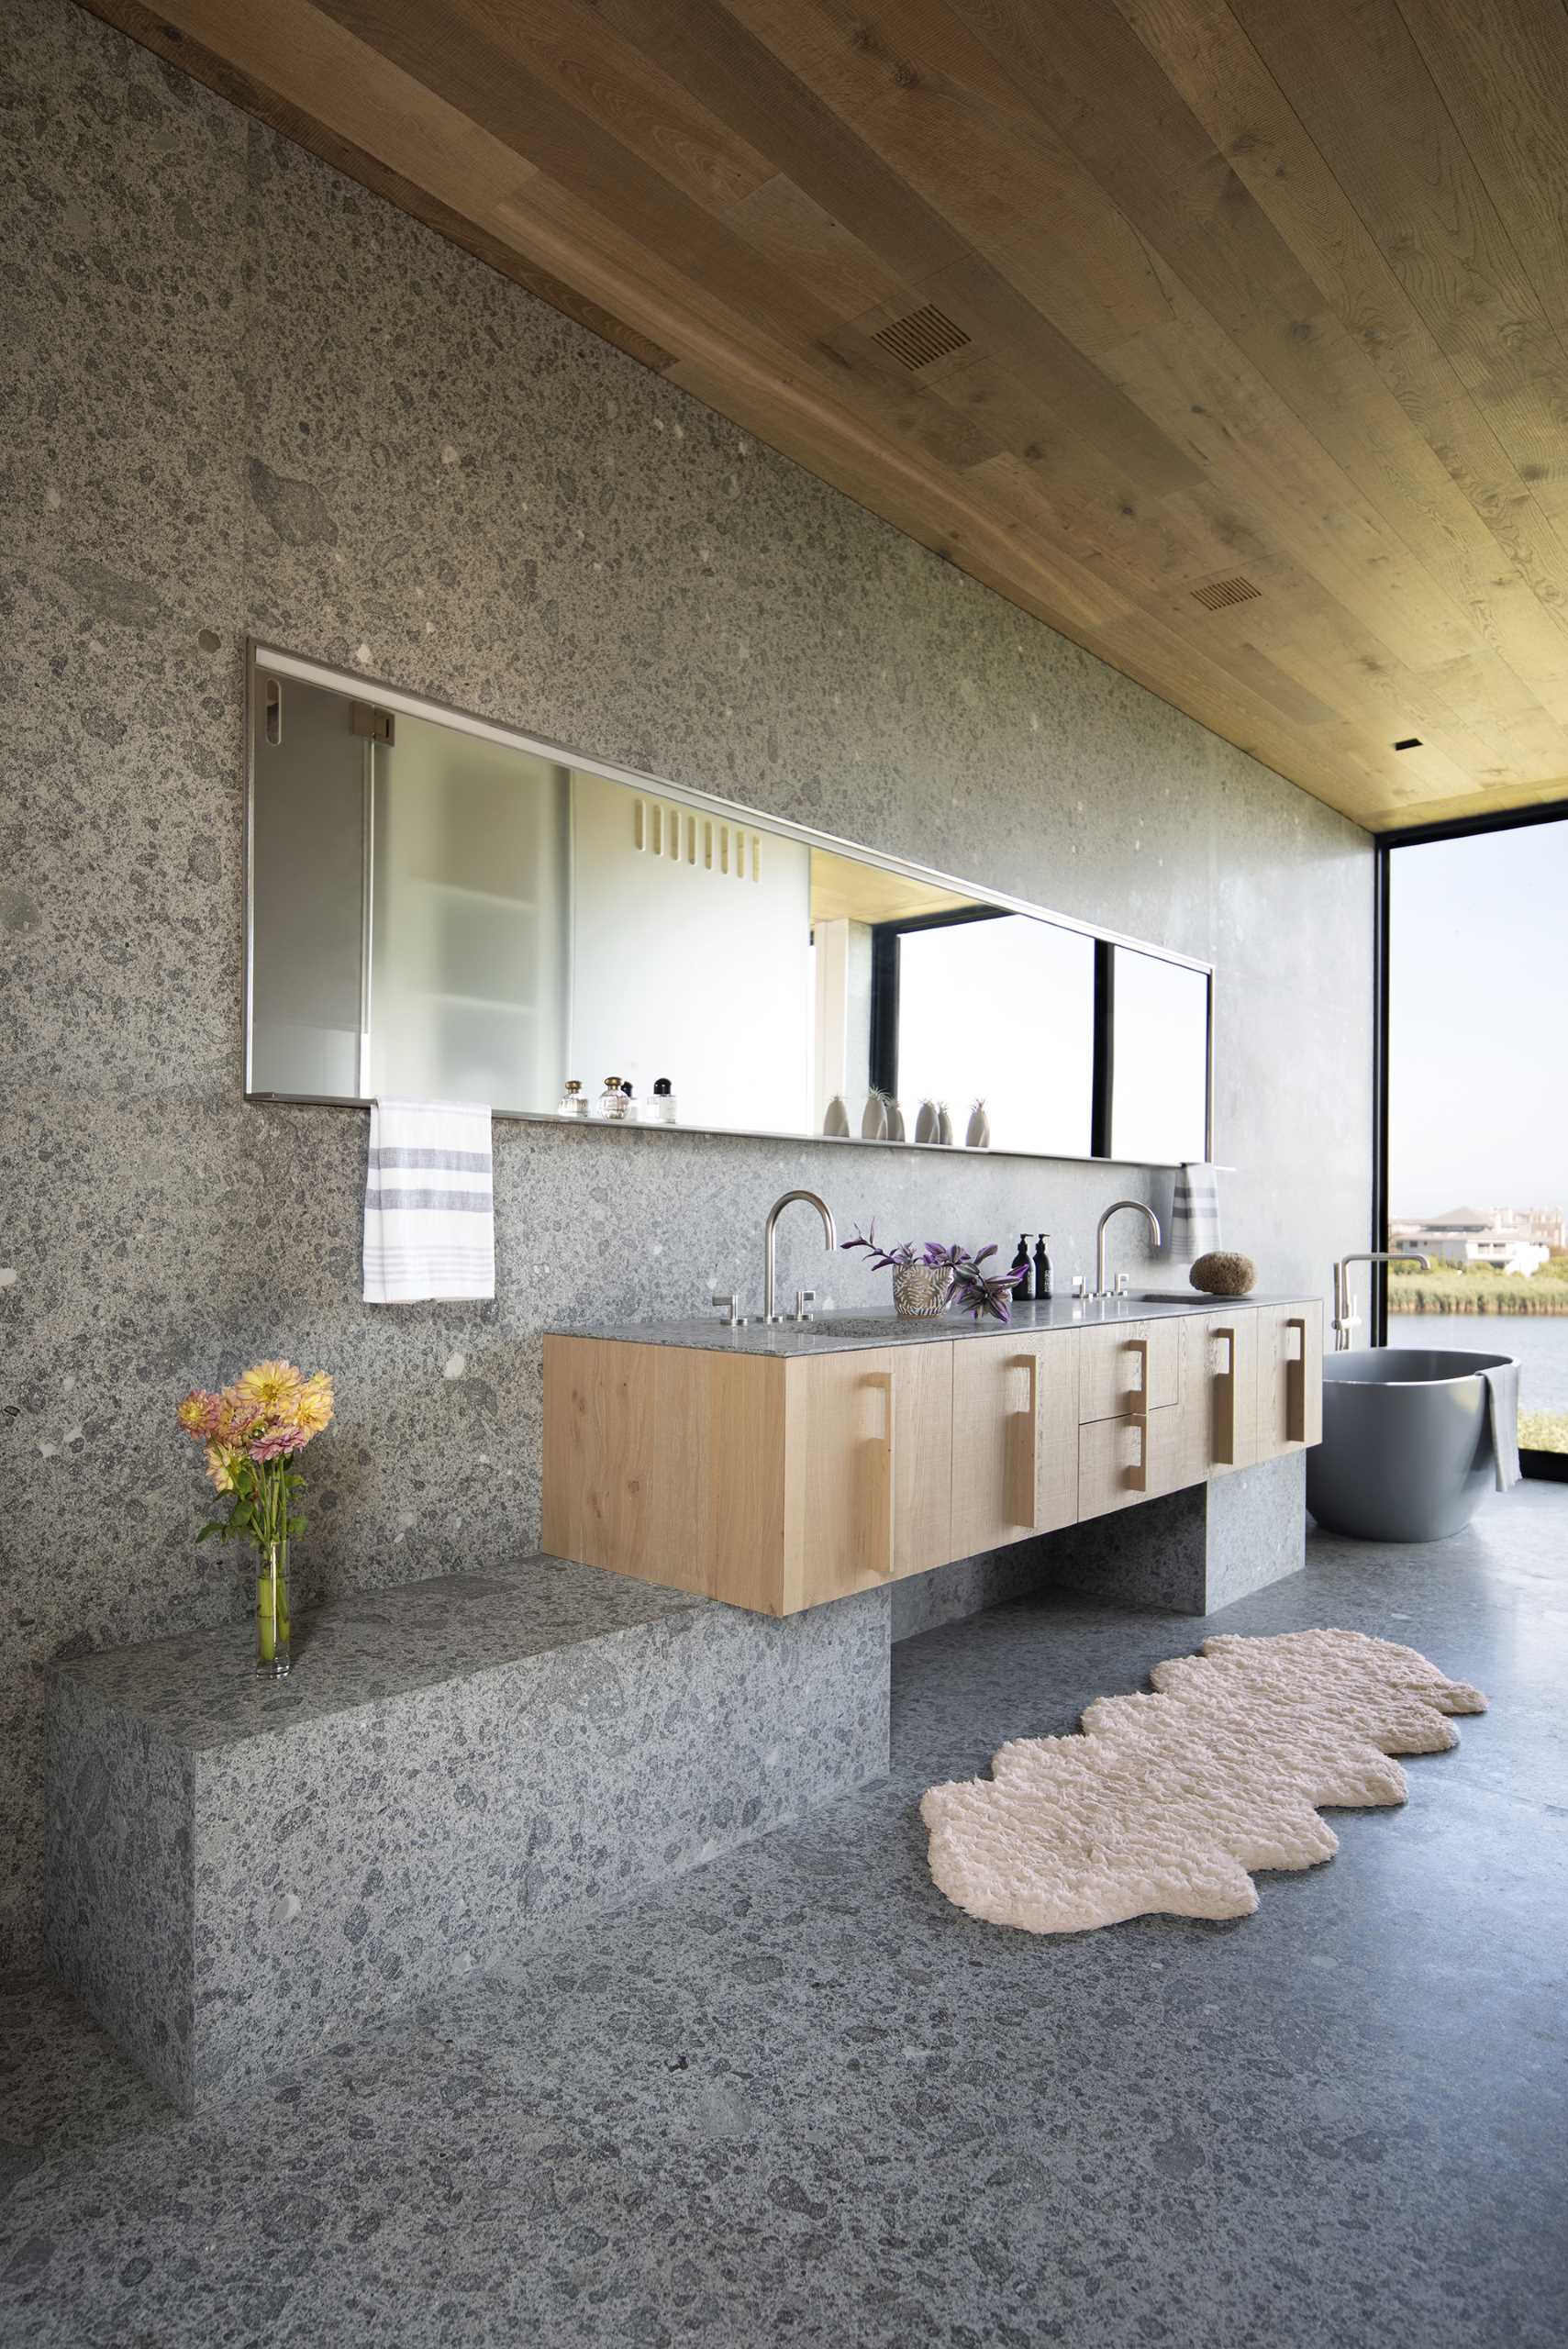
[1190,1250,1256,1297]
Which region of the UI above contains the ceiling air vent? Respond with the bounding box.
[1191,574,1262,612]
[873,304,972,371]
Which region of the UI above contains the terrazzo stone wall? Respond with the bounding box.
[0,0,1374,1966]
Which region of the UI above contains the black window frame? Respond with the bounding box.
[1376,793,1568,1483]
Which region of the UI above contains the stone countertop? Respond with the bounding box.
[550,1293,1318,1357]
[50,1556,699,1753]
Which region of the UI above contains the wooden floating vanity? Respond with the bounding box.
[543,1297,1323,1618]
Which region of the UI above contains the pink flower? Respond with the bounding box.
[177,1390,225,1441]
[248,1427,304,1464]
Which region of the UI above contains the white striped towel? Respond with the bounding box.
[1169,1163,1222,1262]
[363,1099,495,1304]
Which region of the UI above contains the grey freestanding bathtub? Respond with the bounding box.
[1306,1348,1515,1542]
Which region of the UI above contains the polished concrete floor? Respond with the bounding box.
[4,1486,1565,2348]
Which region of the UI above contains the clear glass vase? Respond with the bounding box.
[257,1538,291,1679]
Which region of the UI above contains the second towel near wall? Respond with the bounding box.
[362,1098,495,1303]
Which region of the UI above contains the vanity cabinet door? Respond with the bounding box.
[782,1344,953,1609]
[1176,1308,1261,1478]
[1261,1301,1324,1457]
[1077,1317,1181,1423]
[950,1331,1080,1559]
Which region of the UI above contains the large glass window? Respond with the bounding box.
[1387,817,1568,1461]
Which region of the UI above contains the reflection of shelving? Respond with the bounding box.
[427,991,534,1014]
[417,879,539,913]
[367,715,570,1104]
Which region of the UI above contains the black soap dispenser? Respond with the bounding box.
[1033,1233,1053,1301]
[1011,1235,1033,1303]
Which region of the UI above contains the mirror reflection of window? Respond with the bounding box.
[570,771,811,1132]
[1109,947,1209,1164]
[884,913,1095,1156]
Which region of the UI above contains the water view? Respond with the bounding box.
[1389,1309,1568,1424]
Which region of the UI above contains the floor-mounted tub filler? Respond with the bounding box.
[1307,1347,1519,1542]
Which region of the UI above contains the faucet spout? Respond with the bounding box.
[764,1190,837,1323]
[1094,1198,1162,1298]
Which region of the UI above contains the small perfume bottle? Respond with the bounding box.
[598,1075,629,1119]
[649,1076,676,1125]
[558,1079,588,1119]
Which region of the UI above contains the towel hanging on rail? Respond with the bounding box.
[363,1098,495,1303]
[1169,1163,1222,1261]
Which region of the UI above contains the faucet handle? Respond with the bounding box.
[795,1288,816,1323]
[710,1290,740,1326]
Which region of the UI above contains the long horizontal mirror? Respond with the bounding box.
[247,647,1213,1165]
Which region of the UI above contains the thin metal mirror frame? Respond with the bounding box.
[244,640,1216,1167]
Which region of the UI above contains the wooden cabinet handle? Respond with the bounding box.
[1284,1316,1307,1444]
[1213,1325,1236,1466]
[1125,1336,1150,1419]
[1011,1353,1040,1532]
[1127,1414,1149,1494]
[871,1369,897,1577]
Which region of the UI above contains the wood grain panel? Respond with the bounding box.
[1174,1307,1261,1484]
[781,1343,952,1609]
[1077,1403,1184,1519]
[1260,1302,1325,1458]
[951,1330,1079,1560]
[542,1336,787,1609]
[1077,1318,1181,1424]
[86,0,1568,830]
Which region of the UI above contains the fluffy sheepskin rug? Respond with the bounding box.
[921,1629,1486,1934]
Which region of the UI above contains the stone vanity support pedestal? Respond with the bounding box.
[45,1560,887,2111]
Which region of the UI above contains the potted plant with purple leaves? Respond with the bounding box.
[841,1226,1024,1321]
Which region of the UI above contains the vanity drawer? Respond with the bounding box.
[1077,1317,1181,1424]
[1077,1402,1185,1516]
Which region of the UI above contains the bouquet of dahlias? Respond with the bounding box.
[177,1361,334,1675]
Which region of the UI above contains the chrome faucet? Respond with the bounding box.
[1094,1199,1162,1298]
[1332,1251,1429,1351]
[764,1190,837,1322]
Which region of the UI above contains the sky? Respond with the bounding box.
[1389,819,1568,1219]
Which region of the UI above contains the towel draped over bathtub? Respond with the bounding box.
[363,1099,495,1303]
[1479,1359,1521,1493]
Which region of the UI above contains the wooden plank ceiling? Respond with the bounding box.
[87,0,1568,831]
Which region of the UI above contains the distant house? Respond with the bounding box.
[1391,1208,1551,1276]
